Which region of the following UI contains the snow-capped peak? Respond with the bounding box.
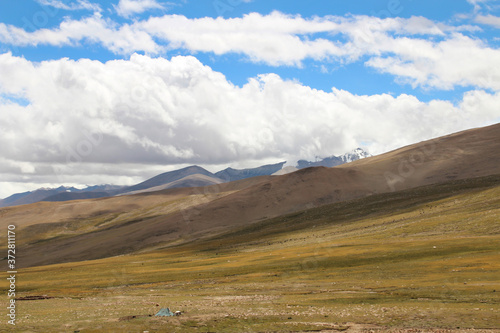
[340,148,372,163]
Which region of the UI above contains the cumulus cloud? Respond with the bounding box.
[0,12,498,91]
[114,0,165,18]
[0,53,499,197]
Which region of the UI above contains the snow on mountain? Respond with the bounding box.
[296,148,371,169]
[340,148,372,163]
[1,150,372,207]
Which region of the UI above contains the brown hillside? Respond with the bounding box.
[339,122,500,191]
[4,123,500,268]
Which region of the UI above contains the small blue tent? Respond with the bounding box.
[155,308,175,317]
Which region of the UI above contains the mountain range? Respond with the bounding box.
[0,148,370,207]
[2,123,499,268]
[0,185,124,208]
[2,123,499,333]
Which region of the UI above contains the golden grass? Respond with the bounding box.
[1,191,235,249]
[1,177,500,332]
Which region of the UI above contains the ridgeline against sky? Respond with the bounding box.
[0,0,499,197]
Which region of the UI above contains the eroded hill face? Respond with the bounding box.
[2,123,500,268]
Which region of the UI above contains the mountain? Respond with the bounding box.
[42,191,112,202]
[119,165,221,194]
[121,174,224,196]
[0,186,80,208]
[0,191,32,207]
[296,148,371,168]
[7,123,500,268]
[0,185,125,207]
[0,163,267,207]
[0,150,368,207]
[41,185,125,202]
[79,184,124,193]
[0,166,223,206]
[215,161,286,182]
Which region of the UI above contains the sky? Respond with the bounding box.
[0,0,500,198]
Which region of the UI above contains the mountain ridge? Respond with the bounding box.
[296,147,371,168]
[0,185,124,208]
[4,123,500,268]
[215,161,286,182]
[0,149,370,207]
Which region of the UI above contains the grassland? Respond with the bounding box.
[2,176,500,332]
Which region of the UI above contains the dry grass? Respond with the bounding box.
[1,176,500,332]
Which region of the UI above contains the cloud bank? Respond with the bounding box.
[0,52,499,197]
[0,12,499,90]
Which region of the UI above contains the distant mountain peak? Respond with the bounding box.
[1,150,372,207]
[296,148,371,169]
[341,147,371,163]
[120,165,217,194]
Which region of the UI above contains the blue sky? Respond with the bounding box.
[0,0,500,197]
[0,0,495,100]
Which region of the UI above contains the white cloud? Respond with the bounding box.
[475,14,500,28]
[135,13,459,65]
[0,53,499,196]
[36,0,101,12]
[467,0,499,12]
[0,12,498,91]
[366,33,500,90]
[136,13,500,90]
[0,13,161,54]
[114,0,165,18]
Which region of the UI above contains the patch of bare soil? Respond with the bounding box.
[15,295,54,301]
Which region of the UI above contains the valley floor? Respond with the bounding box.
[2,176,500,332]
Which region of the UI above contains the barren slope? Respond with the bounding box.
[339,122,500,191]
[3,175,500,332]
[4,123,500,268]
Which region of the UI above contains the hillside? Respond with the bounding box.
[339,123,500,191]
[2,123,500,268]
[0,149,369,207]
[2,174,499,332]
